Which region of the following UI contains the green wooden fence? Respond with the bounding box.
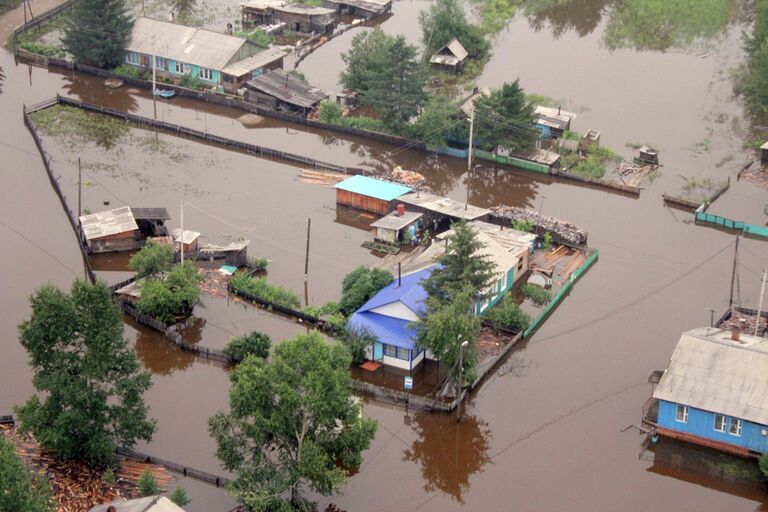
[695,212,768,240]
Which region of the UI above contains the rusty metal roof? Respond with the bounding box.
[654,327,768,425]
[246,69,328,108]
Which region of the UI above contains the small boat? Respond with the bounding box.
[104,78,123,89]
[153,89,176,99]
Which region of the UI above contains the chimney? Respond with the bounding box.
[397,203,405,217]
[731,327,741,342]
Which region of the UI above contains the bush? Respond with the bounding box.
[341,327,375,364]
[138,469,160,497]
[235,28,273,46]
[511,219,534,232]
[170,486,191,507]
[302,301,342,318]
[248,256,268,272]
[114,64,149,80]
[230,272,302,309]
[485,294,530,332]
[319,99,344,125]
[521,284,551,306]
[136,262,202,324]
[102,468,116,485]
[340,267,393,316]
[178,73,204,90]
[129,240,174,278]
[542,232,553,250]
[342,115,390,133]
[225,331,271,361]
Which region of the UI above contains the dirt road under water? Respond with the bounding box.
[1,2,767,511]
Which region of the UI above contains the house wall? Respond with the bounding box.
[658,400,768,454]
[124,52,221,86]
[382,354,411,370]
[476,267,515,315]
[335,189,390,215]
[376,226,397,243]
[369,301,419,322]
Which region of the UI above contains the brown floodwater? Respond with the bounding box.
[1,1,768,511]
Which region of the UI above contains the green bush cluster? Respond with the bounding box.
[225,331,272,361]
[230,272,301,309]
[136,261,202,324]
[178,73,204,90]
[485,294,530,332]
[114,65,149,80]
[340,266,393,316]
[521,283,551,306]
[248,256,268,272]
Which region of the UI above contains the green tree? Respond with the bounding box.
[0,436,54,512]
[759,451,768,480]
[209,333,377,511]
[473,80,538,152]
[170,486,191,507]
[339,266,393,316]
[412,96,463,147]
[138,469,160,497]
[485,294,530,332]
[340,28,391,93]
[224,331,272,361]
[419,0,490,59]
[62,0,134,68]
[318,99,343,125]
[129,240,174,278]
[742,39,768,118]
[422,220,496,305]
[15,280,155,469]
[137,261,202,324]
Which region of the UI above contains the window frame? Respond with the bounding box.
[713,414,726,432]
[199,67,213,81]
[396,347,411,361]
[675,404,688,423]
[383,344,396,358]
[729,418,743,436]
[174,61,183,74]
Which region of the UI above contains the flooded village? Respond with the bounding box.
[0,0,767,511]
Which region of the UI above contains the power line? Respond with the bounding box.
[0,219,79,277]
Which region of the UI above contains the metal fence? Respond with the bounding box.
[695,212,768,240]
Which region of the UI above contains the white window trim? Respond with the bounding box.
[675,404,688,423]
[714,414,726,432]
[174,61,183,74]
[729,418,743,437]
[199,67,213,81]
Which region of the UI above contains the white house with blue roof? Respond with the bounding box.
[348,266,434,371]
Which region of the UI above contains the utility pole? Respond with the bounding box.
[77,157,82,218]
[467,108,474,173]
[456,339,468,422]
[180,201,184,264]
[756,270,767,337]
[304,218,311,283]
[729,236,739,312]
[709,309,715,328]
[152,53,157,95]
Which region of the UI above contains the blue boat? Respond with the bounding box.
[153,89,176,99]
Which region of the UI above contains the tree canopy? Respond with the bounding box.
[473,80,538,152]
[412,96,465,148]
[419,0,490,59]
[741,0,768,119]
[341,28,427,131]
[15,280,155,469]
[339,266,393,316]
[209,333,377,511]
[0,436,54,512]
[63,0,134,68]
[129,240,174,278]
[137,261,202,324]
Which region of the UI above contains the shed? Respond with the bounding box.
[171,228,201,254]
[79,206,142,253]
[199,240,251,266]
[370,210,423,244]
[241,0,336,34]
[396,191,490,227]
[322,0,391,19]
[130,207,170,238]
[761,141,768,166]
[334,175,412,215]
[246,69,328,113]
[534,105,576,139]
[429,38,468,72]
[89,496,185,512]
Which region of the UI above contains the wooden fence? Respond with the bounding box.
[10,0,72,46]
[350,380,464,413]
[0,415,14,424]
[116,447,231,488]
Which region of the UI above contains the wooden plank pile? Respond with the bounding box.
[490,206,588,246]
[1,425,171,512]
[199,268,230,298]
[719,310,767,336]
[299,168,349,186]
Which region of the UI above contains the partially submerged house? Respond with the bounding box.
[199,240,251,266]
[348,267,433,372]
[322,0,391,19]
[396,190,491,229]
[80,206,168,253]
[246,69,328,114]
[429,38,468,73]
[124,17,286,93]
[650,326,768,457]
[334,175,412,216]
[241,0,336,34]
[534,105,576,139]
[370,206,422,244]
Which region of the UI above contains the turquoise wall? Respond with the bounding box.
[125,51,221,84]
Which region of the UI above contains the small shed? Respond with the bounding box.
[534,106,576,139]
[761,141,768,166]
[322,0,391,19]
[396,191,490,228]
[171,228,201,255]
[429,38,468,73]
[130,207,170,238]
[334,175,412,215]
[199,240,251,266]
[246,69,328,114]
[80,206,142,253]
[371,208,422,244]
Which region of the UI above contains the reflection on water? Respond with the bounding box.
[60,72,140,113]
[465,165,542,210]
[403,410,492,503]
[129,318,196,375]
[524,0,611,39]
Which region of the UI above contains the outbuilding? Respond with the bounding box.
[80,206,142,253]
[334,175,412,216]
[429,38,468,73]
[534,105,576,139]
[370,208,422,244]
[171,228,201,255]
[246,69,328,114]
[241,0,336,34]
[321,0,391,19]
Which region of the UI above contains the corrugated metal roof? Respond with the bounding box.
[128,17,257,71]
[334,175,412,201]
[396,191,490,221]
[357,267,432,316]
[79,207,138,241]
[130,207,171,221]
[371,211,422,230]
[325,0,390,11]
[653,327,768,425]
[89,496,185,512]
[246,69,328,108]
[348,311,416,349]
[430,37,468,66]
[221,47,287,77]
[171,228,201,244]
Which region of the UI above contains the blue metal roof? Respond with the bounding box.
[357,267,434,317]
[334,175,412,202]
[348,311,417,350]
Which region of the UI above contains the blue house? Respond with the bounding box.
[652,326,768,457]
[347,267,433,371]
[124,17,286,94]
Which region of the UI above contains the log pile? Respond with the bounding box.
[199,268,230,298]
[1,425,171,512]
[490,206,588,246]
[719,310,767,337]
[386,166,426,187]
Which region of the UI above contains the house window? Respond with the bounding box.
[199,67,213,81]
[174,61,183,74]
[155,56,163,69]
[714,414,726,432]
[396,347,410,361]
[675,405,688,423]
[384,344,397,358]
[125,52,140,65]
[729,418,743,436]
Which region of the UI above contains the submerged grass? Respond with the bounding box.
[30,104,130,150]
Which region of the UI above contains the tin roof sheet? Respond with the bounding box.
[221,47,287,77]
[171,228,201,244]
[654,327,768,425]
[246,69,328,108]
[79,206,138,241]
[130,207,171,221]
[371,211,423,230]
[334,175,412,201]
[396,191,490,221]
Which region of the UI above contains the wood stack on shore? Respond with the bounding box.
[490,206,588,246]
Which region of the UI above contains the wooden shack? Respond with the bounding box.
[321,0,391,19]
[429,38,468,73]
[534,106,576,139]
[80,206,142,253]
[130,207,171,238]
[241,0,336,33]
[171,228,201,255]
[370,207,422,244]
[246,69,328,114]
[334,175,412,216]
[199,240,250,266]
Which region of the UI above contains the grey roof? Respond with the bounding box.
[90,496,185,512]
[221,47,287,77]
[371,211,422,230]
[128,17,258,71]
[171,228,201,244]
[247,69,328,108]
[324,0,390,12]
[79,206,138,241]
[396,191,490,221]
[131,207,171,221]
[274,3,336,15]
[430,38,468,66]
[653,327,768,426]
